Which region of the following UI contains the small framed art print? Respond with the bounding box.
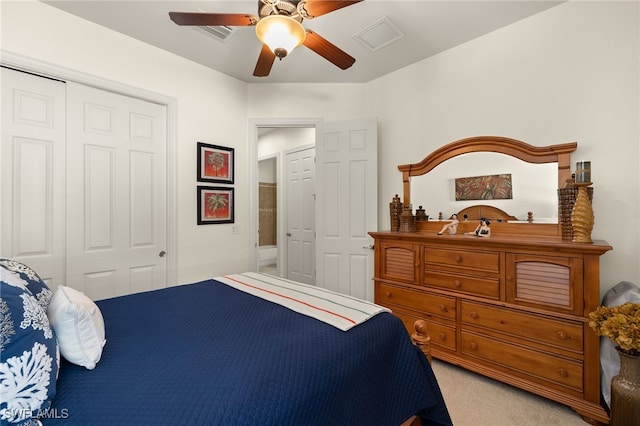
[197,142,234,184]
[197,186,234,225]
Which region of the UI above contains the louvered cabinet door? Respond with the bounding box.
[505,253,584,315]
[377,240,420,285]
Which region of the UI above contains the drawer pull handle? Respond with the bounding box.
[439,304,448,312]
[454,280,462,288]
[469,342,478,350]
[385,292,392,298]
[470,312,479,320]
[439,333,446,341]
[454,255,462,263]
[557,368,568,378]
[557,331,567,340]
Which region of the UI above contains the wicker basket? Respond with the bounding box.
[558,185,593,241]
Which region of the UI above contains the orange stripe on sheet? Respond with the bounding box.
[224,275,357,325]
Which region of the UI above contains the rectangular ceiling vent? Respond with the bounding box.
[192,25,239,42]
[353,16,405,52]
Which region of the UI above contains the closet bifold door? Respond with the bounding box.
[0,67,66,287]
[65,82,168,300]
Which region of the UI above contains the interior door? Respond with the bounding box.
[0,67,67,286]
[285,147,315,284]
[315,118,378,301]
[65,82,167,300]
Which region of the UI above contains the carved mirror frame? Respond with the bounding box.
[399,136,577,235]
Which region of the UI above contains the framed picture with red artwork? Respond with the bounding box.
[197,142,234,184]
[455,173,513,201]
[197,186,234,225]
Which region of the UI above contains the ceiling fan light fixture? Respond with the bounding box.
[255,15,306,59]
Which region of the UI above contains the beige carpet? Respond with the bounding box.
[431,359,593,425]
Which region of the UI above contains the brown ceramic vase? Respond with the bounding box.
[610,348,640,426]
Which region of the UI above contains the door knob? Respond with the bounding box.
[286,232,292,237]
[158,251,166,257]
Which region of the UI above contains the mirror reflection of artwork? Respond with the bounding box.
[455,174,513,201]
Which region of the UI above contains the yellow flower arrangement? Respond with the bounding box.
[588,303,640,355]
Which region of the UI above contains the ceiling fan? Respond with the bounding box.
[169,0,362,77]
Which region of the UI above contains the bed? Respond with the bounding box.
[0,260,451,426]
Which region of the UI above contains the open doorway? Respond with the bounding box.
[253,124,317,282]
[250,118,378,299]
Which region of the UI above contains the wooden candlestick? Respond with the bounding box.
[571,182,594,243]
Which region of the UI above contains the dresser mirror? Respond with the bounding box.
[410,152,558,222]
[398,136,577,232]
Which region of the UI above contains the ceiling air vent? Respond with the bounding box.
[192,25,239,42]
[353,16,405,52]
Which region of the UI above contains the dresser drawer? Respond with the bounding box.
[425,247,500,273]
[376,283,456,321]
[393,309,457,351]
[461,301,583,353]
[424,270,500,299]
[461,331,583,392]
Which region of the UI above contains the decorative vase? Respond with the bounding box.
[558,183,593,241]
[610,348,640,426]
[570,182,594,243]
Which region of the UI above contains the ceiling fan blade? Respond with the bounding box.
[303,30,355,70]
[253,44,277,77]
[169,12,258,27]
[301,0,362,18]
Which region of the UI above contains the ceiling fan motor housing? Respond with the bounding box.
[259,0,304,22]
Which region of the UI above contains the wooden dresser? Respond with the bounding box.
[376,136,613,424]
[371,231,611,423]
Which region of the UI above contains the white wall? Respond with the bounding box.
[258,158,276,184]
[257,127,315,158]
[247,1,640,297]
[1,0,251,284]
[2,1,638,298]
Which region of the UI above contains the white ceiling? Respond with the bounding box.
[42,1,564,84]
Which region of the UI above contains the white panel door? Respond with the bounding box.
[285,147,315,284]
[66,82,167,300]
[0,68,66,287]
[315,118,377,301]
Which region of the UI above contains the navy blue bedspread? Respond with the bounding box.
[46,279,451,426]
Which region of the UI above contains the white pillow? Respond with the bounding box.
[47,285,106,369]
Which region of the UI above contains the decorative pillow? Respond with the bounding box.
[0,266,59,425]
[0,258,54,312]
[47,286,106,370]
